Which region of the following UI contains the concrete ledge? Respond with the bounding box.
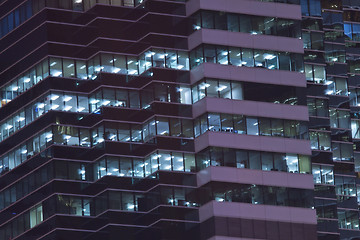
[197,166,314,189]
[186,0,302,20]
[188,29,304,54]
[199,201,317,225]
[192,98,309,121]
[194,131,312,155]
[190,63,306,88]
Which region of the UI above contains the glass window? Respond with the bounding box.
[218,81,231,99]
[179,86,191,104]
[214,12,227,30]
[261,153,273,171]
[231,82,243,100]
[165,50,177,69]
[241,48,254,67]
[62,59,75,78]
[227,14,239,32]
[159,152,172,170]
[120,158,132,177]
[122,193,135,211]
[299,155,311,174]
[182,119,193,138]
[318,132,331,151]
[286,154,299,173]
[170,119,181,137]
[177,51,189,70]
[200,115,209,134]
[217,46,229,65]
[114,55,127,74]
[208,114,221,132]
[101,53,115,73]
[239,15,251,33]
[49,58,62,77]
[184,153,195,172]
[234,115,246,134]
[229,47,241,66]
[157,117,169,136]
[206,79,218,98]
[172,152,184,171]
[220,114,233,132]
[249,152,261,170]
[246,117,259,135]
[127,56,138,75]
[274,153,287,172]
[107,157,120,176]
[133,159,144,177]
[259,118,271,136]
[202,11,214,29]
[271,119,284,137]
[131,125,142,142]
[152,49,165,68]
[204,45,216,63]
[29,204,43,228]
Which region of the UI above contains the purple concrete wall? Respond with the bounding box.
[186,0,302,20]
[188,29,304,54]
[192,98,309,121]
[194,131,312,155]
[197,166,314,189]
[199,201,317,225]
[207,237,263,240]
[190,63,306,87]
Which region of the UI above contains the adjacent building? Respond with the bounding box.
[0,0,357,239]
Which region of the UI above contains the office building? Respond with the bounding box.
[0,0,355,239]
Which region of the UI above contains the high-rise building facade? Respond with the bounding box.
[0,0,358,239]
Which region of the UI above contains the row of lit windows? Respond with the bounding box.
[349,88,360,106]
[0,81,301,144]
[89,85,191,112]
[0,91,91,144]
[0,178,315,239]
[0,49,190,108]
[91,79,298,111]
[0,146,311,212]
[91,118,193,144]
[0,114,307,175]
[191,10,301,38]
[189,44,304,72]
[91,115,307,146]
[191,79,298,105]
[209,182,313,208]
[196,147,310,174]
[2,43,303,110]
[194,113,307,139]
[94,153,196,180]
